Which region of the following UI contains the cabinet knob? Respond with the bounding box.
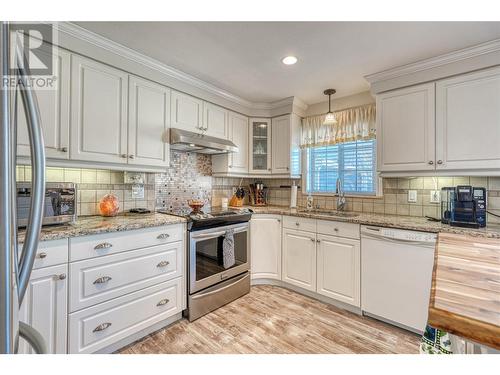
[94,242,113,250]
[228,165,232,168]
[268,168,272,171]
[60,147,68,153]
[316,239,321,243]
[277,219,281,223]
[37,252,47,259]
[121,154,128,158]
[286,167,289,171]
[334,228,339,232]
[295,222,300,226]
[310,238,315,242]
[437,160,443,165]
[156,298,170,307]
[428,161,434,165]
[157,260,170,268]
[93,322,112,333]
[57,273,66,280]
[128,155,135,159]
[93,276,112,284]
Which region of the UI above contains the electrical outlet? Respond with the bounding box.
[232,187,237,195]
[408,190,417,203]
[430,190,440,203]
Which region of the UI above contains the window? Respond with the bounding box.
[305,139,376,195]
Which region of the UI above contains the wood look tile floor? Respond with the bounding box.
[118,285,420,354]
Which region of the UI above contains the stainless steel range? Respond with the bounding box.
[158,207,252,321]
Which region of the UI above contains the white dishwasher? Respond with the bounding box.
[361,225,437,333]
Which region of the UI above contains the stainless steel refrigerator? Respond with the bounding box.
[0,21,47,354]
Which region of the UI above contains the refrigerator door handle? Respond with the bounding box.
[13,33,46,304]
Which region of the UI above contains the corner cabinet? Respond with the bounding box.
[249,118,272,174]
[128,76,170,167]
[16,44,71,160]
[376,83,436,172]
[435,66,500,172]
[70,55,129,164]
[250,215,282,280]
[212,111,249,176]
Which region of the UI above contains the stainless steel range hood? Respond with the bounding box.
[166,128,238,154]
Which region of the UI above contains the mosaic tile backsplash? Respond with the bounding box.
[155,151,212,212]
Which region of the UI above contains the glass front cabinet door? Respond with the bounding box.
[249,118,272,174]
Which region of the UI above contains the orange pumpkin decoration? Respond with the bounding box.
[99,194,120,217]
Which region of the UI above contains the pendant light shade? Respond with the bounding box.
[323,89,337,125]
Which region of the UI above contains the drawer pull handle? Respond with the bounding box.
[334,228,339,232]
[157,260,170,268]
[93,322,112,333]
[295,222,300,226]
[94,242,113,250]
[157,233,170,240]
[156,298,170,307]
[58,273,66,280]
[37,252,47,259]
[93,276,112,284]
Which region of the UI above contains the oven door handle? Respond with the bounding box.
[191,226,247,240]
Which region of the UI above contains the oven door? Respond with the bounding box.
[189,222,249,294]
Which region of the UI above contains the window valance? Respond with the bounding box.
[300,104,376,148]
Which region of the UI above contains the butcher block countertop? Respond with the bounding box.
[428,232,500,349]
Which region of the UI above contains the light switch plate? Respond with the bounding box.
[408,190,418,203]
[430,190,440,203]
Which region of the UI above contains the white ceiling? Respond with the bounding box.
[74,22,500,105]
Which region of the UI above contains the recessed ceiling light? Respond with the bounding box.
[282,56,298,65]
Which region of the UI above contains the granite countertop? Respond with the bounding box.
[18,213,187,243]
[247,205,500,239]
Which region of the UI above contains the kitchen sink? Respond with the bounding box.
[297,209,359,218]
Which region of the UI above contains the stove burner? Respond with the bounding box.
[157,207,253,231]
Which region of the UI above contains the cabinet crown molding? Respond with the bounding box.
[365,38,500,90]
[54,22,308,116]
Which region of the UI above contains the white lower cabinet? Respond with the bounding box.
[316,234,360,307]
[250,215,282,280]
[69,277,183,354]
[282,228,317,292]
[19,264,68,354]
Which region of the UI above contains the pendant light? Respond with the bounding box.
[323,89,337,125]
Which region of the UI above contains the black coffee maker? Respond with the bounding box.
[441,185,487,228]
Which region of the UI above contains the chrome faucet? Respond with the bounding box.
[336,178,346,211]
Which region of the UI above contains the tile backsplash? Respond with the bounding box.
[217,175,500,224]
[16,166,156,216]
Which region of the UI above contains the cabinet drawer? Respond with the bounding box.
[316,220,360,239]
[69,241,183,312]
[69,277,183,354]
[69,224,184,262]
[283,215,316,232]
[29,239,69,270]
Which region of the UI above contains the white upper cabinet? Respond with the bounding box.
[271,114,291,174]
[377,83,436,172]
[212,111,249,175]
[203,102,228,139]
[70,55,129,164]
[282,228,316,292]
[16,44,70,160]
[18,264,68,354]
[128,76,170,167]
[249,118,272,174]
[170,90,203,133]
[436,66,500,171]
[271,114,301,176]
[316,234,360,307]
[250,215,282,280]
